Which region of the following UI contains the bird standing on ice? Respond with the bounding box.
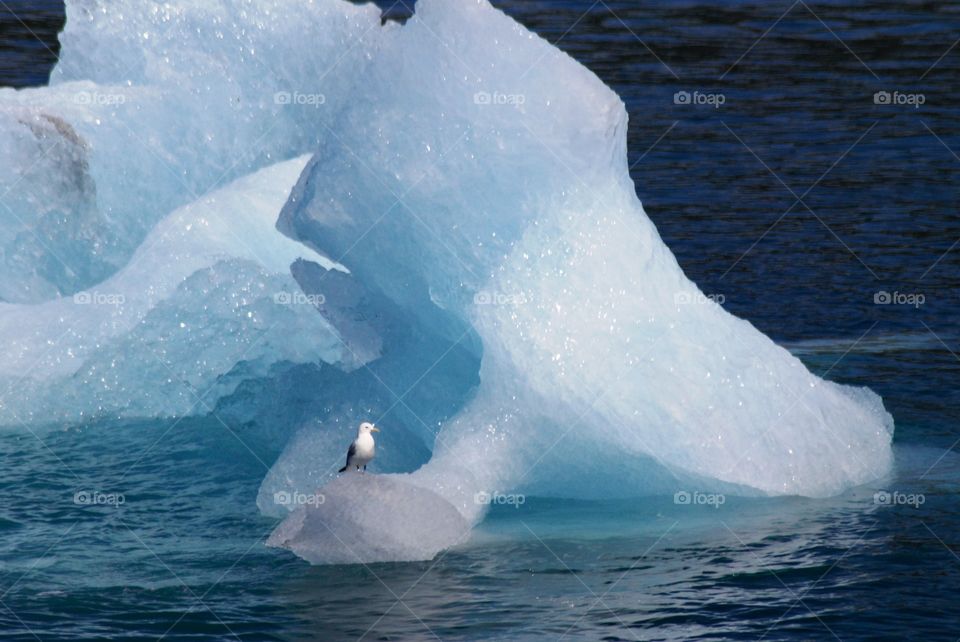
[338,422,380,473]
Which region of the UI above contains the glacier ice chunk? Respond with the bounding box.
[269,0,894,563]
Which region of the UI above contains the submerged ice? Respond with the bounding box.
[1,0,893,563]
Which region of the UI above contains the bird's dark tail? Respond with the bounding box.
[338,465,347,473]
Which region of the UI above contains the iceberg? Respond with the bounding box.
[0,0,893,564]
[266,0,893,562]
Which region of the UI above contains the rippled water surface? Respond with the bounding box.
[1,1,959,640]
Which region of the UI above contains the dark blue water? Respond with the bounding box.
[2,1,959,640]
[0,1,62,88]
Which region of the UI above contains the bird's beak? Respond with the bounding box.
[371,426,380,433]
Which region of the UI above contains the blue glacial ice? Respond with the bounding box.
[0,0,383,302]
[265,0,894,563]
[0,0,893,564]
[0,156,349,425]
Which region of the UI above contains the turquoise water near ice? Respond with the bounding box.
[2,419,958,640]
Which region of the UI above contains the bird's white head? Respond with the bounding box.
[358,421,380,435]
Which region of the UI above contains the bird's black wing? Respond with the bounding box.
[338,442,357,473]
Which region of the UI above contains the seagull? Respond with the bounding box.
[338,422,380,473]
